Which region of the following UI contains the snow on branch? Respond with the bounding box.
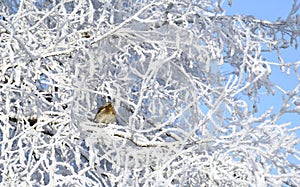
[0,0,299,186]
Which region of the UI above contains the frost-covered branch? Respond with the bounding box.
[0,0,299,186]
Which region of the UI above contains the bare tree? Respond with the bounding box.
[0,0,299,186]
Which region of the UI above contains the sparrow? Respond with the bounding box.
[94,102,116,124]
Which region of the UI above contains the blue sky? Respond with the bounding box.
[224,0,294,21]
[224,0,299,62]
[224,0,299,123]
[223,0,300,164]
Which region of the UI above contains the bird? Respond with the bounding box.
[94,102,116,124]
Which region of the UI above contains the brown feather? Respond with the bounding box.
[94,102,116,124]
